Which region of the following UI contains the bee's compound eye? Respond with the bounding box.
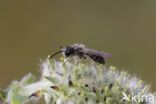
[65,47,74,57]
[65,51,70,57]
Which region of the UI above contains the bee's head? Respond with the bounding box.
[63,47,74,57]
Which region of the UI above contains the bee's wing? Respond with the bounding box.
[84,48,112,58]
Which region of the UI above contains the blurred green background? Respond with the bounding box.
[0,0,156,91]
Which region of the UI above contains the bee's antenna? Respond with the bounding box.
[49,51,62,59]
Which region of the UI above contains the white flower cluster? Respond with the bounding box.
[1,58,155,104]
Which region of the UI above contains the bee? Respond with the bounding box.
[49,44,112,64]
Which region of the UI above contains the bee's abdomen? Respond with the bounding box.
[87,54,105,64]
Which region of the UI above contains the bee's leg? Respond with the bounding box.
[74,56,79,64]
[67,56,78,64]
[78,54,82,59]
[86,56,101,69]
[85,55,93,63]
